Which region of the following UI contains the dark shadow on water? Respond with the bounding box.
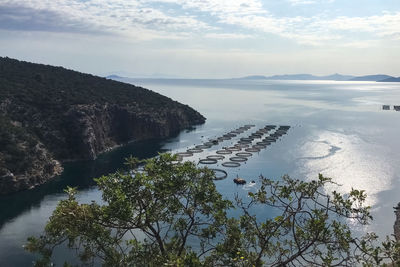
[0,139,167,228]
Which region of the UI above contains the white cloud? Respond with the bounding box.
[151,0,266,16]
[288,0,335,5]
[325,12,400,39]
[288,0,317,5]
[0,0,213,39]
[1,0,399,46]
[149,0,400,45]
[203,33,253,39]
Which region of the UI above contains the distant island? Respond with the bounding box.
[237,73,399,82]
[348,74,394,81]
[105,74,125,80]
[106,73,399,82]
[0,57,205,195]
[378,77,400,82]
[240,74,354,81]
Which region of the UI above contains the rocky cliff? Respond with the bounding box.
[0,57,205,194]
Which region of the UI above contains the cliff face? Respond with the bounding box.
[62,103,203,160]
[0,57,205,194]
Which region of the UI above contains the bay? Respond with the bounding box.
[1,79,399,266]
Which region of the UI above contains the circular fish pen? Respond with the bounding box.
[204,141,217,146]
[235,143,250,148]
[258,129,270,133]
[199,158,218,164]
[226,147,241,152]
[236,152,252,157]
[207,155,225,160]
[176,152,193,157]
[222,161,241,167]
[257,141,270,146]
[253,144,266,149]
[265,125,276,129]
[245,147,260,153]
[195,144,212,149]
[187,148,203,153]
[211,169,228,180]
[238,140,252,145]
[216,149,232,155]
[230,156,247,162]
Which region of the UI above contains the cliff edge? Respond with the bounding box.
[0,57,205,194]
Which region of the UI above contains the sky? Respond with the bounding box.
[0,0,399,78]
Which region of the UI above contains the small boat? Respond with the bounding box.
[233,177,246,185]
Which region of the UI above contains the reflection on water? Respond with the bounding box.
[298,130,393,207]
[1,79,400,265]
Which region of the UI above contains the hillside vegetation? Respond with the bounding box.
[0,57,205,194]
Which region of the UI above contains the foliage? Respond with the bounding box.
[26,153,400,266]
[26,154,231,266]
[0,57,204,171]
[0,115,39,175]
[0,57,180,109]
[208,174,396,266]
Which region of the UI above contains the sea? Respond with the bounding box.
[1,79,400,266]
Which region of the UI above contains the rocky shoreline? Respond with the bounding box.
[0,57,205,195]
[0,103,204,195]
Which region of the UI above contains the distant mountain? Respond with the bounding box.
[265,74,317,80]
[106,74,125,80]
[238,73,354,81]
[238,75,268,80]
[349,75,394,81]
[377,77,400,82]
[321,74,355,81]
[104,72,183,79]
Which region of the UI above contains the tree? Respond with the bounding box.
[26,153,400,266]
[207,175,400,266]
[26,154,231,266]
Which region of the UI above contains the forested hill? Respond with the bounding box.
[0,57,200,109]
[0,57,205,194]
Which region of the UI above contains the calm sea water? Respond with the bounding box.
[1,79,400,266]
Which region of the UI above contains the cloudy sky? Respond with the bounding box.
[0,0,399,78]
